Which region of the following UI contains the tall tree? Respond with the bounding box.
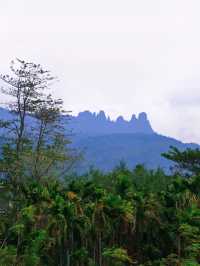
[0,59,75,183]
[163,146,200,176]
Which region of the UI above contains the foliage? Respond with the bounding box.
[163,146,200,176]
[103,247,134,266]
[0,60,200,265]
[0,162,200,265]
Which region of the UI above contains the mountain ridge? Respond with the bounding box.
[68,110,154,136]
[0,107,199,172]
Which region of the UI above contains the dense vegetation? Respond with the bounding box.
[1,60,200,265]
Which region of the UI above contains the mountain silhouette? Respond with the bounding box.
[0,108,198,172]
[67,110,199,172]
[68,111,154,136]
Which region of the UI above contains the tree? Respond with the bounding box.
[0,59,55,153]
[0,58,76,184]
[1,59,200,266]
[162,146,200,176]
[103,247,134,266]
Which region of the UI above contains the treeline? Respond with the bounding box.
[0,60,200,265]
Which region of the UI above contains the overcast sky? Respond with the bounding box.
[0,0,200,143]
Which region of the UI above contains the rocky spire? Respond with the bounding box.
[68,110,154,135]
[97,111,106,121]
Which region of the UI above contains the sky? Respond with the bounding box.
[0,0,200,143]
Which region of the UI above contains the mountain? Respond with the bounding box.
[67,111,198,172]
[0,108,198,172]
[68,110,154,136]
[73,133,198,172]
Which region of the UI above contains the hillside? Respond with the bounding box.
[72,133,198,172]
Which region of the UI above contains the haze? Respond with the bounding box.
[0,0,200,143]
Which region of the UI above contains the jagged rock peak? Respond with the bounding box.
[78,111,94,119]
[97,110,106,120]
[130,114,137,122]
[0,107,154,135]
[116,116,125,123]
[75,111,151,124]
[138,112,148,121]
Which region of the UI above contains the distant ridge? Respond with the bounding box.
[68,110,154,136]
[73,133,199,172]
[0,107,153,135]
[0,107,199,172]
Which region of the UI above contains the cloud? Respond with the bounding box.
[0,0,200,143]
